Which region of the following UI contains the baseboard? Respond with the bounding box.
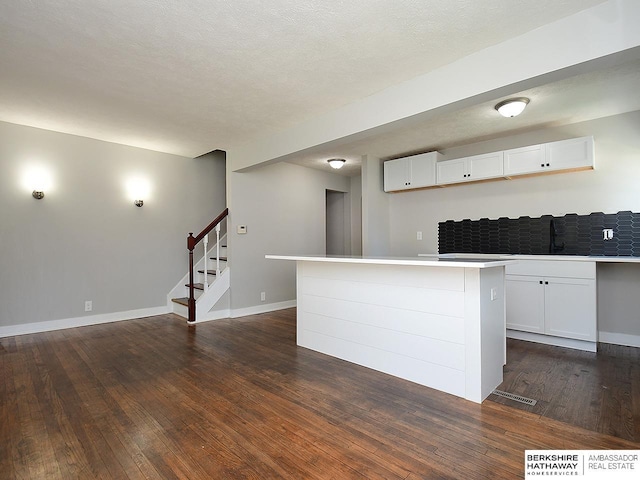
[0,300,298,337]
[0,306,170,338]
[598,331,640,348]
[506,329,597,352]
[231,300,296,318]
[172,300,296,323]
[186,309,232,324]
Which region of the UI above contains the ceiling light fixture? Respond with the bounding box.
[327,158,346,169]
[495,97,530,117]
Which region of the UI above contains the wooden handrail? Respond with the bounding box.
[187,208,228,324]
[188,208,229,251]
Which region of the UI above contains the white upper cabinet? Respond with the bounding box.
[386,136,594,192]
[504,136,594,176]
[436,152,504,185]
[503,144,546,176]
[546,136,595,171]
[383,151,441,192]
[436,158,466,185]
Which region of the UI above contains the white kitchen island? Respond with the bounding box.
[265,255,515,403]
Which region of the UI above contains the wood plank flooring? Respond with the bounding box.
[490,337,640,442]
[1,308,638,479]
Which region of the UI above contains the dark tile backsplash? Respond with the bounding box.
[438,211,640,256]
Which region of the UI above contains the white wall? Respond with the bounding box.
[350,175,363,256]
[326,190,347,256]
[361,155,390,256]
[0,121,226,329]
[227,162,350,311]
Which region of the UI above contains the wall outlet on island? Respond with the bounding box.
[260,292,266,302]
[85,300,93,312]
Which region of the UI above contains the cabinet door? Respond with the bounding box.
[503,144,546,176]
[384,158,409,192]
[408,155,437,189]
[505,276,545,333]
[467,152,504,180]
[436,158,466,185]
[546,136,594,171]
[544,278,597,341]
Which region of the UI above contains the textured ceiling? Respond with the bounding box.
[0,0,605,158]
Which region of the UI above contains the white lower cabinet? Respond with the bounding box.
[505,276,545,333]
[505,261,596,343]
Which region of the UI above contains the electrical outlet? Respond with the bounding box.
[417,231,423,240]
[260,292,266,302]
[603,229,614,240]
[490,288,497,301]
[85,300,93,312]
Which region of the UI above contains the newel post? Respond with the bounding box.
[187,233,196,324]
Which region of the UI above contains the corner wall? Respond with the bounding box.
[0,121,226,331]
[227,162,350,312]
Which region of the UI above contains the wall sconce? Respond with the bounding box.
[495,97,530,117]
[327,158,346,169]
[22,165,52,200]
[125,177,151,208]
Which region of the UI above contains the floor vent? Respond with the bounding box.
[491,389,537,406]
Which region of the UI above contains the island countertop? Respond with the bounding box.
[265,254,516,268]
[266,253,509,403]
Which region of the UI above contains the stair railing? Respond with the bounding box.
[187,208,228,323]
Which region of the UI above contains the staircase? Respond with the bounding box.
[167,209,229,323]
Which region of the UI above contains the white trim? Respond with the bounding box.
[231,300,296,318]
[506,329,596,352]
[598,331,640,348]
[0,306,170,338]
[177,309,231,324]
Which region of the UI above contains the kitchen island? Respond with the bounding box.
[265,255,515,403]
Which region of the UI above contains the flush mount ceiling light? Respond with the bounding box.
[327,158,346,169]
[495,97,530,117]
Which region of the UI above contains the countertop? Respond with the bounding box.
[418,253,640,264]
[265,254,516,268]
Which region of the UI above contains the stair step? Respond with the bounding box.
[171,297,189,306]
[185,283,205,291]
[198,270,217,275]
[209,256,227,262]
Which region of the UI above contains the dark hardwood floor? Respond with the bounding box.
[490,337,640,442]
[1,308,638,479]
